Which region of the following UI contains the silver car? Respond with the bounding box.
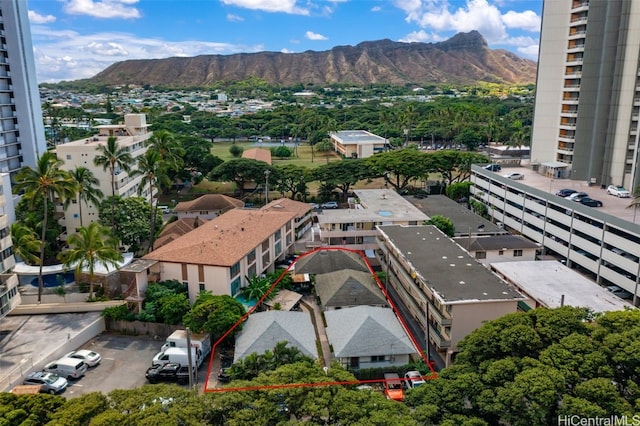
[23,371,68,394]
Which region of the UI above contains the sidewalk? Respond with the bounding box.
[300,295,332,368]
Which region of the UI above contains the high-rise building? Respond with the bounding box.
[531,0,640,189]
[0,0,47,176]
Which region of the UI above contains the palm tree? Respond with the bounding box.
[134,149,170,252]
[70,166,103,227]
[10,222,41,265]
[147,130,184,172]
[628,186,640,223]
[60,222,123,300]
[13,152,76,302]
[94,136,133,228]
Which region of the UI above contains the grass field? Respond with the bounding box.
[210,141,341,169]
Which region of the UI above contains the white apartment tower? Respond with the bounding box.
[0,1,47,176]
[531,0,640,189]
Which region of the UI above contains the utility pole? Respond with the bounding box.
[264,170,270,205]
[186,327,194,391]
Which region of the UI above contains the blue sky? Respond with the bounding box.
[28,0,542,83]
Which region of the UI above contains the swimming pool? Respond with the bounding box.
[234,294,258,311]
[26,272,75,288]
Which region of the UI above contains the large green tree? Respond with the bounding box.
[312,159,373,201]
[207,158,271,198]
[366,147,432,192]
[272,164,309,201]
[182,292,246,340]
[60,222,123,299]
[94,136,133,229]
[97,196,161,254]
[13,152,76,302]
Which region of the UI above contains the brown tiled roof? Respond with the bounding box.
[262,198,312,218]
[242,148,272,165]
[155,217,209,249]
[173,194,244,213]
[144,209,296,266]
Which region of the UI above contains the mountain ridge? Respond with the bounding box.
[88,31,537,87]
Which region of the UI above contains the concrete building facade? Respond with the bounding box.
[0,1,47,177]
[531,0,640,189]
[0,172,18,318]
[329,130,388,159]
[55,114,152,234]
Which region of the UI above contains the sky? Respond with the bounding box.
[27,0,543,83]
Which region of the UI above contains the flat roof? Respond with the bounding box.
[330,130,387,145]
[317,189,429,224]
[453,235,540,251]
[490,261,634,312]
[407,194,506,236]
[378,224,524,304]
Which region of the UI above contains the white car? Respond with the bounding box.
[65,349,102,367]
[404,370,426,389]
[503,172,524,180]
[606,185,631,198]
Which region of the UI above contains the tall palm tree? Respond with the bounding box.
[70,166,103,227]
[60,222,123,300]
[147,130,184,172]
[10,222,41,265]
[13,152,76,302]
[134,149,170,252]
[94,136,133,228]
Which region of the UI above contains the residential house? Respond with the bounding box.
[55,114,152,236]
[329,130,388,159]
[172,194,243,220]
[377,224,525,366]
[233,311,317,362]
[143,208,297,303]
[315,269,387,311]
[292,249,370,275]
[325,305,417,369]
[452,235,540,267]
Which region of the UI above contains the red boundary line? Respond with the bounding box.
[203,247,437,393]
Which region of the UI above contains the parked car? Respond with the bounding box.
[483,164,502,172]
[403,371,426,389]
[383,372,404,401]
[309,203,320,210]
[23,371,68,394]
[503,172,524,180]
[607,285,633,300]
[43,356,88,380]
[65,349,102,367]
[320,201,338,209]
[566,191,589,202]
[606,185,631,198]
[579,197,603,207]
[556,188,577,197]
[218,355,233,383]
[145,363,193,385]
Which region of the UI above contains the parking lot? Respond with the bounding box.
[61,333,210,398]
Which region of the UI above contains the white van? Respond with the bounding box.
[43,357,88,380]
[152,347,199,368]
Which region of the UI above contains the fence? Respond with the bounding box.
[105,319,181,339]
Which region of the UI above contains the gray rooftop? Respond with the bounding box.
[453,235,541,251]
[315,269,387,308]
[331,130,387,145]
[293,250,369,274]
[317,189,429,224]
[325,306,416,358]
[491,261,635,312]
[234,311,317,362]
[378,224,525,304]
[406,194,506,236]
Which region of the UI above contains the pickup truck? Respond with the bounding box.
[145,363,193,385]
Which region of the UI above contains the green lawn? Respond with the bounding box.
[210,141,341,169]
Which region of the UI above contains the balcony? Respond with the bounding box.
[429,324,451,349]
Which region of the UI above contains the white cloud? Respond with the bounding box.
[30,27,263,82]
[28,10,56,24]
[517,44,539,59]
[61,0,142,19]
[371,6,382,12]
[226,13,244,22]
[305,31,327,41]
[395,0,540,45]
[220,0,310,15]
[281,48,293,53]
[399,30,446,43]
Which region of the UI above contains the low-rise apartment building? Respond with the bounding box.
[377,224,525,366]
[143,206,297,303]
[262,198,314,240]
[452,234,540,267]
[55,114,152,235]
[470,165,640,304]
[313,189,428,251]
[329,130,388,159]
